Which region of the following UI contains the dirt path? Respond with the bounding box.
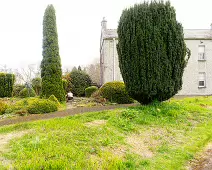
[189,144,212,170]
[0,104,137,127]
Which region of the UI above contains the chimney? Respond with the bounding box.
[101,17,107,31]
[210,23,212,30]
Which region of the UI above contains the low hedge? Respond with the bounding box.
[19,88,36,98]
[99,81,134,104]
[85,86,98,97]
[27,99,58,114]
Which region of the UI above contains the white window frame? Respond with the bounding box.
[198,72,206,88]
[198,45,206,61]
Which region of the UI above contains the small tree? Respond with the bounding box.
[31,77,42,95]
[70,70,92,96]
[41,5,65,101]
[78,66,82,71]
[117,1,190,104]
[72,66,77,72]
[62,73,72,93]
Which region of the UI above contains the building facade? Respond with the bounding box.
[100,18,212,95]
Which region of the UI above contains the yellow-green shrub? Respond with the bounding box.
[27,99,58,114]
[99,81,134,104]
[0,100,8,115]
[48,95,60,107]
[85,86,98,97]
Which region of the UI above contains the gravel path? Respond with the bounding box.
[0,104,137,127]
[189,144,212,170]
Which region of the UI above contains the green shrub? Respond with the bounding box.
[13,84,25,97]
[19,88,36,98]
[0,100,8,115]
[27,99,58,114]
[99,81,134,104]
[70,70,92,96]
[85,86,98,97]
[48,95,60,107]
[117,1,190,104]
[0,73,15,97]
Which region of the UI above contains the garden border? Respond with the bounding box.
[0,104,138,127]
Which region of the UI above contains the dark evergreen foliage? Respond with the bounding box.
[78,66,82,71]
[70,70,92,96]
[0,73,15,97]
[41,5,65,101]
[117,1,190,104]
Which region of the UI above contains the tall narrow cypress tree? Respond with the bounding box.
[41,4,65,101]
[117,1,190,104]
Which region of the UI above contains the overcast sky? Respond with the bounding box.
[0,0,212,71]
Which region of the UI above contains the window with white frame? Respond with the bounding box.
[198,45,205,60]
[198,72,206,88]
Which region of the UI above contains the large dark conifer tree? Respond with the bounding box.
[41,5,65,101]
[117,1,190,104]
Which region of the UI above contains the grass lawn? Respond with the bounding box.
[0,97,212,169]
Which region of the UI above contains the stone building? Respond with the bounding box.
[100,18,212,95]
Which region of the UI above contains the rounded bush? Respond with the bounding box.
[48,94,60,107]
[27,99,58,114]
[19,88,36,98]
[85,86,98,97]
[0,100,8,115]
[99,81,134,104]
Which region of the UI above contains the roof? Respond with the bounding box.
[184,29,212,39]
[102,29,212,40]
[102,29,118,39]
